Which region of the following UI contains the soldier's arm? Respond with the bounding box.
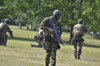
[9,31,13,38]
[6,25,13,38]
[40,17,50,31]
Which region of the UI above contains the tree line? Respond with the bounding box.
[0,0,100,39]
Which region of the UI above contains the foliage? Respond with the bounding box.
[0,0,99,38]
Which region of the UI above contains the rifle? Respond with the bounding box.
[48,19,64,45]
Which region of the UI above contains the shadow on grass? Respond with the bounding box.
[83,43,100,48]
[21,28,39,32]
[9,36,35,42]
[63,40,100,48]
[9,37,100,48]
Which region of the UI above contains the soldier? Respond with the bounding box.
[33,26,39,31]
[71,19,88,59]
[40,9,62,66]
[31,30,44,48]
[0,19,13,46]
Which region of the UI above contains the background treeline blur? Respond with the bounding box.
[0,0,100,39]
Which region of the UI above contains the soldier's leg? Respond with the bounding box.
[72,37,78,59]
[51,50,56,66]
[45,49,51,66]
[45,42,51,66]
[2,35,8,46]
[31,40,42,48]
[31,42,42,48]
[74,43,77,59]
[37,40,42,47]
[51,43,57,66]
[78,42,83,59]
[0,38,3,45]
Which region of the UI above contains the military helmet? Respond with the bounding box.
[78,19,83,24]
[5,19,9,22]
[4,18,9,24]
[53,9,61,16]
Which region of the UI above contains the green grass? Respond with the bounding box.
[0,25,100,66]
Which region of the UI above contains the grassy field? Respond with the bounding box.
[0,25,100,66]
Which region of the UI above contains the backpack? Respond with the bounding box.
[0,22,10,32]
[73,24,85,36]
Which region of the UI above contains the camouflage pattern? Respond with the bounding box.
[40,16,62,66]
[0,22,13,46]
[72,23,87,43]
[31,30,44,47]
[72,22,88,59]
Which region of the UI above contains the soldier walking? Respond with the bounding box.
[0,19,13,46]
[40,9,63,66]
[71,19,88,59]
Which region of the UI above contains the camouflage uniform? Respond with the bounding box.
[72,19,87,59]
[40,15,62,66]
[0,22,13,46]
[31,30,44,48]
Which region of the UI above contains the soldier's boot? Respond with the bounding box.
[78,56,80,59]
[74,44,77,59]
[31,44,37,47]
[74,50,77,59]
[78,48,82,59]
[78,53,81,59]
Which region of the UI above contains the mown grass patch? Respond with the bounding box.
[0,25,100,66]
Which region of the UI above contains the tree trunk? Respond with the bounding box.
[19,22,22,29]
[70,25,74,42]
[69,0,83,41]
[69,5,75,42]
[30,24,33,30]
[79,0,83,17]
[80,0,83,5]
[26,24,29,30]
